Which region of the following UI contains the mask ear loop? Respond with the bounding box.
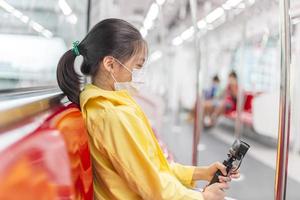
[109,66,118,83]
[109,68,120,91]
[114,58,132,73]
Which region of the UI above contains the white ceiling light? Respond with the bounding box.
[143,19,154,30]
[58,0,78,25]
[197,20,206,29]
[58,0,72,16]
[207,24,214,30]
[292,18,300,25]
[147,3,159,21]
[149,50,162,62]
[0,0,53,38]
[223,0,244,10]
[29,20,54,38]
[140,2,161,38]
[248,0,255,5]
[0,0,29,24]
[67,14,77,24]
[140,27,148,38]
[12,9,29,24]
[42,30,54,38]
[180,26,194,40]
[171,7,224,45]
[206,7,225,23]
[12,10,22,18]
[171,0,255,46]
[172,36,183,46]
[29,21,44,32]
[20,15,29,24]
[156,0,166,6]
[0,0,14,12]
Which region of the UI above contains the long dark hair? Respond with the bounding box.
[56,18,146,105]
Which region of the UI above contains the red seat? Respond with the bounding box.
[44,103,93,200]
[224,92,254,126]
[0,102,93,200]
[243,92,254,112]
[0,130,73,200]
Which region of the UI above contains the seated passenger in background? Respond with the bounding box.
[189,75,222,123]
[204,75,222,101]
[203,75,222,124]
[204,71,238,127]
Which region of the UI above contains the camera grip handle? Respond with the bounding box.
[208,160,232,186]
[208,169,224,185]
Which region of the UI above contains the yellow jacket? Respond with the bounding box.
[80,84,203,200]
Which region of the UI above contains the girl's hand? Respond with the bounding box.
[204,162,228,182]
[228,167,240,179]
[202,182,229,200]
[193,162,240,182]
[206,162,241,182]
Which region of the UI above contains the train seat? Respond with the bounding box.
[0,102,93,200]
[0,129,73,200]
[44,103,93,200]
[224,92,255,126]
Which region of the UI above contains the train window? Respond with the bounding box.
[231,36,280,92]
[0,0,89,90]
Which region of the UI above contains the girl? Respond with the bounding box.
[57,18,238,200]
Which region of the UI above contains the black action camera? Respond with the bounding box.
[209,139,250,185]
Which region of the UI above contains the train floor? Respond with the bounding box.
[159,113,300,200]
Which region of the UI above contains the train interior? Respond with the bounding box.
[0,0,300,199]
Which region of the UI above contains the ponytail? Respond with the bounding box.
[56,50,82,105]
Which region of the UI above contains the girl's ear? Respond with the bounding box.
[102,56,115,72]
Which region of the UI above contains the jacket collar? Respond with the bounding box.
[80,84,135,109]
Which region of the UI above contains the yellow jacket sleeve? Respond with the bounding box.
[170,162,196,188]
[98,109,203,200]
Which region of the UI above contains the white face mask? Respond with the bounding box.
[111,58,146,93]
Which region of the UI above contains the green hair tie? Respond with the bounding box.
[72,41,80,56]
